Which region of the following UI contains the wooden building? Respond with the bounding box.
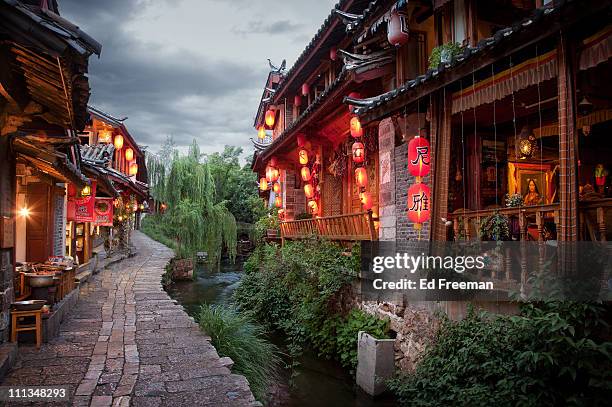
[0,0,100,342]
[252,0,612,247]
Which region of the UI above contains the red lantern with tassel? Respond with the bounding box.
[294,95,302,107]
[298,149,309,165]
[307,200,318,214]
[300,166,311,182]
[387,11,410,47]
[274,196,282,208]
[407,136,431,179]
[359,192,373,210]
[355,167,368,188]
[273,182,281,194]
[114,134,124,150]
[259,177,268,191]
[257,126,266,140]
[352,142,365,163]
[330,47,337,61]
[301,83,310,96]
[265,109,276,127]
[304,184,314,199]
[129,162,138,176]
[350,116,363,138]
[269,157,279,167]
[407,183,431,226]
[266,166,280,182]
[297,134,306,147]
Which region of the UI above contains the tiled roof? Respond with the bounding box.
[351,2,565,117]
[80,143,114,164]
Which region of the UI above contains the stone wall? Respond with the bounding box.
[283,169,305,220]
[377,118,396,241]
[0,135,16,343]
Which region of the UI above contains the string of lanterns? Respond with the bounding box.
[297,135,320,216]
[406,128,432,235]
[350,115,373,211]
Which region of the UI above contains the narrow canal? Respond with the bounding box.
[166,260,396,407]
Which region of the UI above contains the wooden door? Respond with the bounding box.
[26,182,53,262]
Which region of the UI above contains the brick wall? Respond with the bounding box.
[283,169,305,220]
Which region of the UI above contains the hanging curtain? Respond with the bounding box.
[452,50,557,114]
[579,25,612,71]
[434,0,452,9]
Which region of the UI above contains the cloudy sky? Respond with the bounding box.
[59,0,337,159]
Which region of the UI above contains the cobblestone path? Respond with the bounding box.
[3,231,256,407]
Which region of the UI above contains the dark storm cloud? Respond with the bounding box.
[232,20,303,36]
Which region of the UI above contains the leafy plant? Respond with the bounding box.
[428,42,462,70]
[479,212,510,241]
[197,304,282,403]
[506,193,524,207]
[336,309,389,371]
[295,212,313,220]
[387,302,612,407]
[253,210,280,242]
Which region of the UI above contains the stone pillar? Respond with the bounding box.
[378,118,396,241]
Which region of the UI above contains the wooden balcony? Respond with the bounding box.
[280,211,377,242]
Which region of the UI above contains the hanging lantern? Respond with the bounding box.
[297,134,306,147]
[407,183,431,226]
[118,215,123,222]
[302,83,310,96]
[274,196,282,208]
[352,142,365,163]
[259,177,268,191]
[304,183,315,198]
[98,129,112,144]
[139,204,145,211]
[81,185,92,197]
[355,167,368,188]
[307,199,318,214]
[298,149,309,165]
[129,161,138,176]
[387,11,410,47]
[269,157,279,167]
[265,109,276,127]
[408,136,431,179]
[273,182,281,194]
[294,95,302,107]
[517,126,537,160]
[330,47,338,61]
[258,126,266,140]
[114,134,124,150]
[359,192,374,210]
[350,116,363,138]
[278,209,285,220]
[125,148,134,162]
[300,166,311,182]
[265,166,280,182]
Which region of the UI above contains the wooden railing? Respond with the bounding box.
[579,197,612,241]
[280,211,377,242]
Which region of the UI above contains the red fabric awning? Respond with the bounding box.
[579,25,612,71]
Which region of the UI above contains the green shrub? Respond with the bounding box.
[234,239,388,375]
[387,302,612,407]
[197,304,282,403]
[428,42,462,69]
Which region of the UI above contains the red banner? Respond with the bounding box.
[94,198,114,226]
[67,181,97,222]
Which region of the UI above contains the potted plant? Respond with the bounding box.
[479,212,510,241]
[505,193,524,208]
[428,42,463,70]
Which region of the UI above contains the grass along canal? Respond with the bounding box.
[165,260,396,407]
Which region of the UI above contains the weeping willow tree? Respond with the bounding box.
[147,139,237,269]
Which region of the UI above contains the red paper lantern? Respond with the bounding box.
[114,134,124,150]
[257,126,266,140]
[266,166,280,182]
[125,148,134,162]
[407,183,431,225]
[329,47,337,61]
[129,161,138,176]
[294,95,302,107]
[298,149,309,165]
[304,184,314,198]
[352,142,365,163]
[274,196,282,208]
[259,177,268,191]
[408,136,431,178]
[269,157,279,167]
[297,134,306,147]
[387,11,410,47]
[302,83,310,96]
[273,182,281,194]
[355,167,368,188]
[350,116,363,138]
[359,192,373,210]
[307,200,318,214]
[300,166,311,182]
[265,109,276,127]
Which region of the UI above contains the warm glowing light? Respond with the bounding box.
[352,142,365,163]
[259,177,268,191]
[298,149,309,165]
[307,200,318,214]
[133,203,138,211]
[18,207,30,218]
[274,196,282,208]
[278,209,285,219]
[359,192,373,210]
[98,129,112,144]
[258,126,266,140]
[355,167,368,188]
[125,148,134,161]
[350,116,363,138]
[304,183,314,198]
[273,182,281,194]
[114,134,124,150]
[129,161,138,176]
[160,203,167,211]
[408,136,431,178]
[81,185,92,197]
[265,166,280,182]
[300,166,311,182]
[407,183,431,225]
[118,215,124,222]
[139,204,145,211]
[265,109,276,127]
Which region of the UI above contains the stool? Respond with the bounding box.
[10,309,43,349]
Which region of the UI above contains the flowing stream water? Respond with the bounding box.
[166,260,396,407]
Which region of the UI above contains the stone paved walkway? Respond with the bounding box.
[3,231,256,406]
